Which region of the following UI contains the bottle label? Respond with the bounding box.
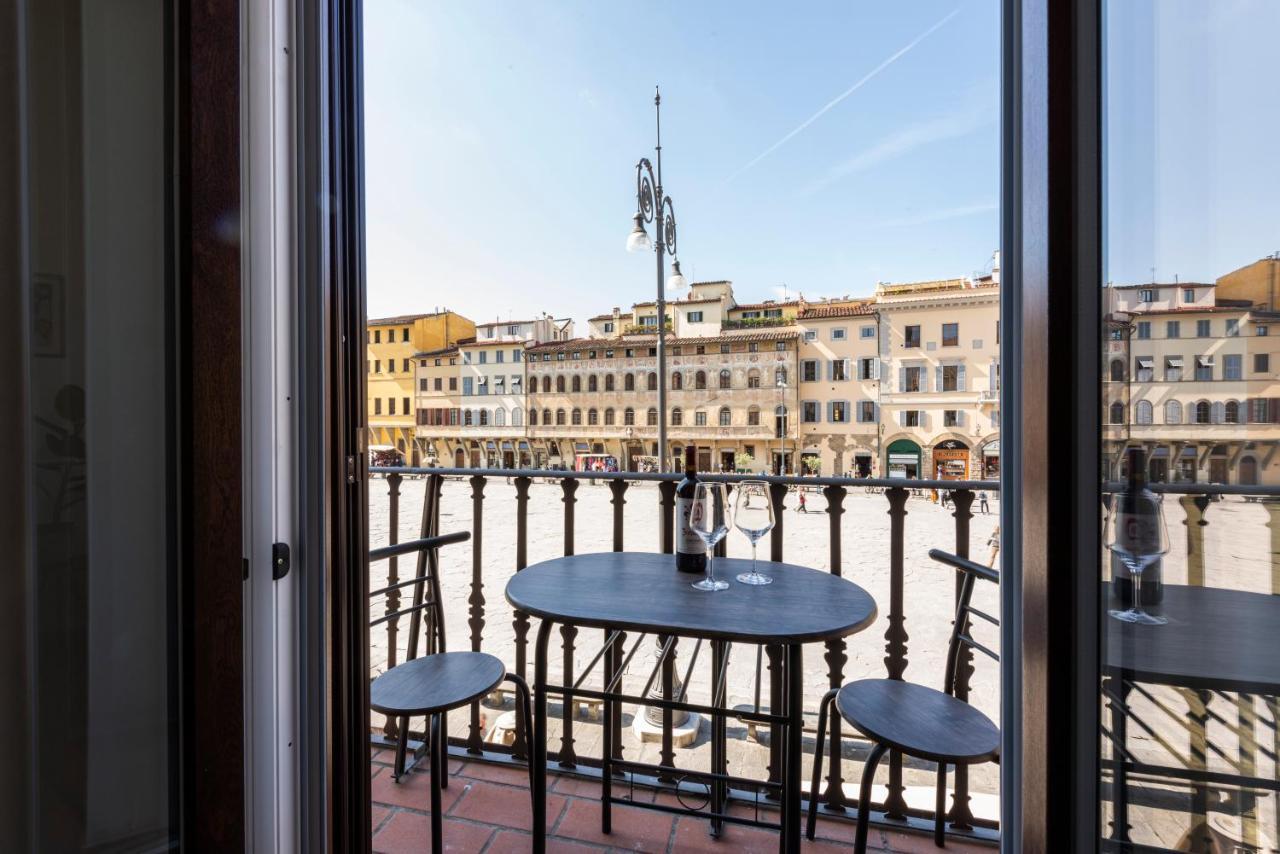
[1114,511,1160,555]
[676,497,705,555]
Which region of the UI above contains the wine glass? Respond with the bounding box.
[690,482,730,591]
[1104,490,1170,625]
[733,481,775,585]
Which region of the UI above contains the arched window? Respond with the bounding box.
[671,407,683,426]
[556,376,566,393]
[1225,400,1240,424]
[529,408,539,426]
[1134,400,1152,424]
[695,370,707,389]
[1110,359,1125,382]
[1195,400,1211,424]
[774,404,788,438]
[747,369,761,389]
[543,408,552,425]
[647,407,658,426]
[464,409,473,426]
[494,408,506,427]
[604,408,615,425]
[624,407,636,426]
[571,408,582,426]
[1109,401,1124,424]
[605,374,615,392]
[747,406,760,426]
[542,375,551,393]
[1211,401,1225,424]
[671,371,683,390]
[624,373,635,391]
[556,409,566,426]
[588,374,598,393]
[1165,400,1182,424]
[511,407,523,426]
[719,369,731,389]
[719,406,732,426]
[588,408,599,425]
[571,375,581,393]
[775,367,788,387]
[647,372,657,391]
[479,409,490,426]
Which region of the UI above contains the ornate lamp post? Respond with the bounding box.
[627,86,687,473]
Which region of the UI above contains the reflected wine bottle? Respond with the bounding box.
[675,445,707,574]
[1112,448,1163,606]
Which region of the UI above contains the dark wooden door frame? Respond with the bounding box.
[178,0,246,848]
[1001,0,1102,848]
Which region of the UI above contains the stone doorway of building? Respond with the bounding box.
[933,439,970,480]
[720,450,735,472]
[697,448,713,472]
[854,453,872,477]
[1148,456,1169,483]
[1239,455,1259,485]
[454,447,465,468]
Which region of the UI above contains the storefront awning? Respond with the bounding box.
[982,441,1000,456]
[485,440,497,450]
[501,441,513,450]
[574,442,589,452]
[518,441,530,450]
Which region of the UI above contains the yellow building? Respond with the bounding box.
[796,301,880,476]
[366,311,474,464]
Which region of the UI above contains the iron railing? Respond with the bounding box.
[369,465,1002,842]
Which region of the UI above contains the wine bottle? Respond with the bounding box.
[675,445,707,573]
[1112,448,1163,606]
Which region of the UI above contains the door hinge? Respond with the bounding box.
[346,455,357,484]
[272,542,291,580]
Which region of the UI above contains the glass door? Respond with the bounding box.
[1100,2,1280,848]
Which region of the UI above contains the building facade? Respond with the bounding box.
[875,276,1001,481]
[367,310,475,463]
[795,302,881,476]
[1104,265,1280,484]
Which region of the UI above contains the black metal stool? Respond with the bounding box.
[807,549,1000,852]
[369,531,537,853]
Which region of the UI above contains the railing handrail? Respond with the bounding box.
[368,530,470,562]
[1101,480,1280,497]
[370,465,1000,492]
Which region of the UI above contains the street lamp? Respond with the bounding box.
[776,378,788,475]
[627,86,685,473]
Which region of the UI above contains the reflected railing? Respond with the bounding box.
[1100,482,1280,851]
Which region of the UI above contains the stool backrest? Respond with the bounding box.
[927,549,1000,698]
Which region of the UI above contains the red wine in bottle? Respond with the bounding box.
[675,445,707,573]
[1112,447,1163,606]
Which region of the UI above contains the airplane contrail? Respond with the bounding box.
[724,7,962,183]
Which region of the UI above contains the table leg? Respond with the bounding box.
[533,620,553,854]
[1108,675,1131,844]
[710,640,727,838]
[784,644,803,854]
[602,628,615,834]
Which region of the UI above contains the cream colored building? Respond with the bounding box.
[795,302,881,476]
[413,345,464,466]
[875,276,1001,481]
[1105,271,1280,484]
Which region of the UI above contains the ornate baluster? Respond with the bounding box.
[769,481,787,562]
[559,623,578,768]
[882,486,910,819]
[659,635,678,782]
[947,489,976,829]
[467,474,486,753]
[822,484,848,812]
[382,472,403,739]
[512,475,532,760]
[658,480,676,553]
[609,479,628,551]
[562,478,579,556]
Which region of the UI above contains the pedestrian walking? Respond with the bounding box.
[798,491,808,513]
[979,492,990,514]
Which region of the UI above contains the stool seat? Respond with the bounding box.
[837,678,999,763]
[371,651,506,717]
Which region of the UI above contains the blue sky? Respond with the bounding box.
[363,1,1278,325]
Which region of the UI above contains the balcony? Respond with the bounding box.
[723,316,793,331]
[367,468,1279,851]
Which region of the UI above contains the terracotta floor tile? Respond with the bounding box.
[456,760,535,787]
[370,766,466,813]
[448,780,567,833]
[550,774,655,804]
[671,816,780,853]
[552,799,675,853]
[488,829,608,853]
[371,805,392,834]
[371,811,494,853]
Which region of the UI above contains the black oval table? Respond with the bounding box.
[506,552,878,854]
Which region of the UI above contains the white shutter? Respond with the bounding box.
[957,363,966,391]
[898,368,906,392]
[935,366,943,392]
[956,410,965,427]
[989,361,997,392]
[899,410,906,427]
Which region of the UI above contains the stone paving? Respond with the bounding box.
[369,476,1280,849]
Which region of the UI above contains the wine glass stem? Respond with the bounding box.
[751,541,758,578]
[1132,568,1145,617]
[706,552,715,586]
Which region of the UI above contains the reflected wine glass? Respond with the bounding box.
[733,481,774,585]
[1104,490,1170,625]
[690,482,730,591]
